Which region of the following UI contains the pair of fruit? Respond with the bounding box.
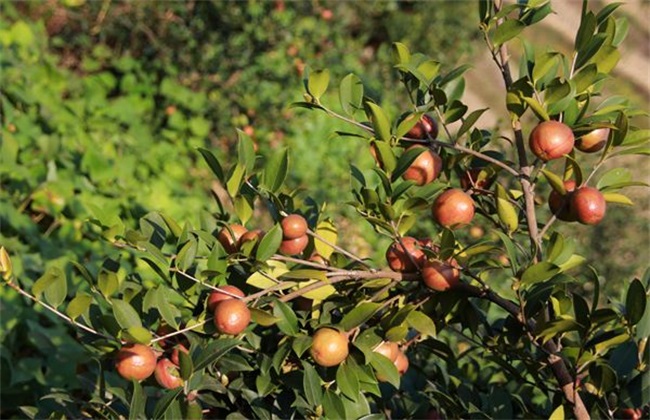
[373,341,409,381]
[208,285,251,336]
[529,120,609,161]
[217,224,263,253]
[548,181,606,225]
[279,214,310,255]
[115,343,185,389]
[386,237,460,292]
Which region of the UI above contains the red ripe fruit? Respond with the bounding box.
[207,285,245,312]
[115,344,157,381]
[576,128,609,153]
[279,234,309,255]
[217,224,248,253]
[548,180,577,222]
[394,351,409,375]
[422,259,461,291]
[170,344,189,366]
[239,229,265,246]
[154,358,184,389]
[406,114,439,139]
[402,146,443,186]
[386,237,426,273]
[432,189,475,229]
[281,214,308,239]
[571,187,606,225]
[529,120,575,161]
[213,299,251,335]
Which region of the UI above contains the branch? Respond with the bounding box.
[4,281,114,341]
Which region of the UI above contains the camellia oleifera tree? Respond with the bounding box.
[1,1,648,419]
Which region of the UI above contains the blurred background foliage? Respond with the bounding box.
[0,0,647,416]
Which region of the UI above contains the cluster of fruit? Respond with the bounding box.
[531,120,609,225]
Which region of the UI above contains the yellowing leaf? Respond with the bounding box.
[314,220,337,259]
[549,404,564,420]
[246,261,290,289]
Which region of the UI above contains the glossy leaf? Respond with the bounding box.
[521,262,560,286]
[112,299,143,329]
[193,339,241,371]
[273,300,299,336]
[308,69,330,100]
[129,380,146,420]
[336,363,360,402]
[198,148,224,183]
[66,293,93,320]
[152,388,184,420]
[493,19,526,46]
[625,279,647,326]
[256,223,283,262]
[302,361,322,407]
[339,73,364,116]
[365,102,392,142]
[262,148,289,193]
[340,302,381,331]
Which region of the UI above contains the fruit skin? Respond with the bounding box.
[281,214,308,239]
[217,224,248,253]
[394,351,409,375]
[617,408,642,420]
[529,120,575,161]
[548,180,577,222]
[422,259,460,291]
[432,189,475,229]
[239,229,265,247]
[386,237,426,273]
[373,341,400,362]
[406,114,439,139]
[279,234,309,255]
[310,328,349,367]
[576,127,609,153]
[170,344,189,366]
[207,285,245,312]
[571,187,606,225]
[402,146,443,186]
[115,344,157,381]
[154,358,184,389]
[213,299,251,335]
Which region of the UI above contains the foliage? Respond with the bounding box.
[1,1,649,419]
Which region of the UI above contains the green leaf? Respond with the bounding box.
[234,195,254,225]
[626,279,647,326]
[369,353,400,388]
[339,73,364,116]
[262,148,289,193]
[575,33,606,69]
[193,338,241,371]
[365,102,391,142]
[123,326,153,344]
[197,148,224,183]
[541,169,566,194]
[336,363,360,402]
[152,388,184,420]
[256,223,282,262]
[496,196,519,235]
[98,269,119,298]
[443,100,468,124]
[391,146,428,182]
[322,389,346,420]
[273,300,299,336]
[159,213,183,239]
[307,69,330,100]
[603,192,633,206]
[493,19,526,46]
[457,108,487,139]
[129,380,146,420]
[249,308,280,327]
[521,262,560,286]
[178,348,193,381]
[575,11,597,52]
[372,140,397,173]
[226,163,246,197]
[111,299,143,329]
[302,361,322,407]
[406,311,436,337]
[417,60,441,85]
[32,266,65,298]
[339,302,382,331]
[596,167,631,190]
[522,96,550,121]
[391,42,411,66]
[176,238,197,272]
[495,230,519,275]
[237,129,256,174]
[66,293,93,320]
